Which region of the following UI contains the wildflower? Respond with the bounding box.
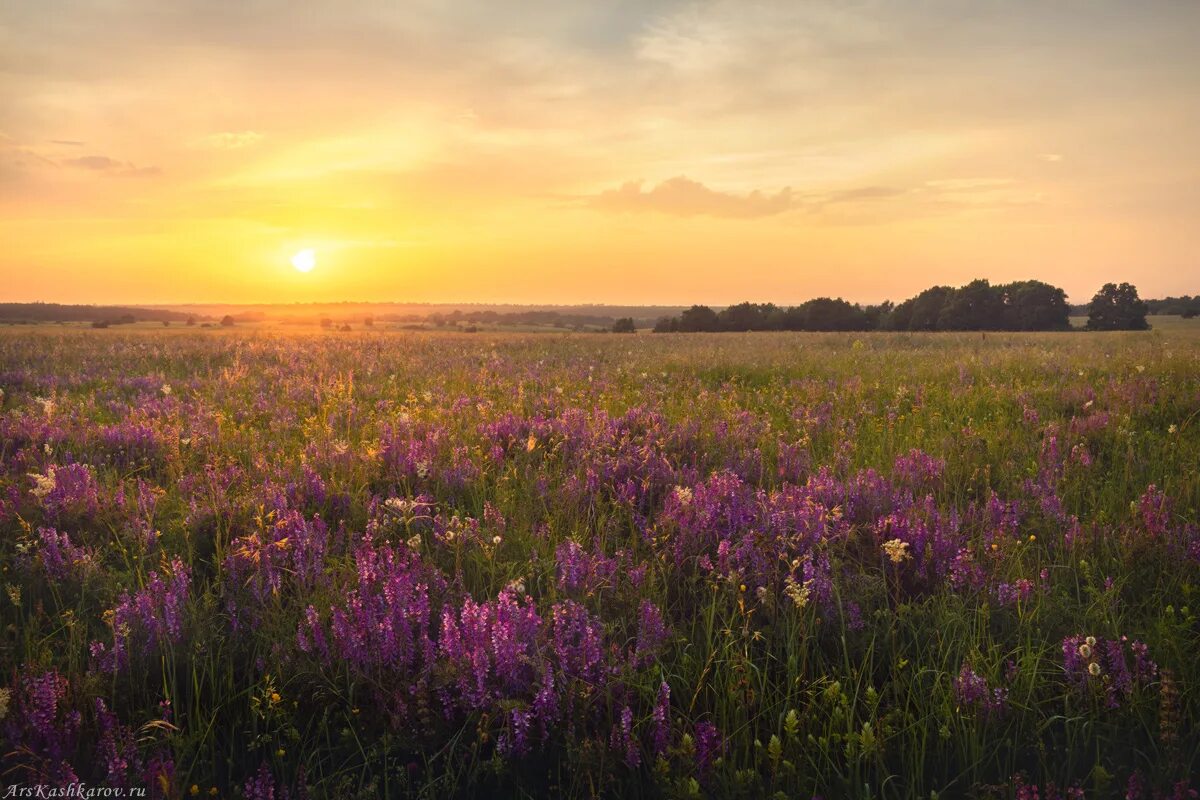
[1168,424,1178,434]
[1086,636,1096,647]
[673,486,694,505]
[161,384,172,396]
[882,538,911,564]
[784,576,812,609]
[406,534,422,550]
[190,786,200,796]
[1088,662,1101,676]
[492,535,502,545]
[1078,643,1092,659]
[29,468,57,499]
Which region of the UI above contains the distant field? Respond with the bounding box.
[1,328,1197,797]
[5,313,1200,334]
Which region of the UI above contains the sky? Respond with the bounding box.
[2,0,1198,306]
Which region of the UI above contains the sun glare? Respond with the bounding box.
[291,248,316,273]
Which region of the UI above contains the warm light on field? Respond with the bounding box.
[291,249,317,273]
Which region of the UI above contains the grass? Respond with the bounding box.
[0,324,1197,798]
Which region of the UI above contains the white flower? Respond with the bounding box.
[28,468,56,499]
[415,461,430,479]
[331,439,350,456]
[673,486,694,505]
[1168,424,1178,435]
[1085,636,1096,647]
[492,535,502,546]
[882,538,911,564]
[1078,644,1092,659]
[161,383,172,396]
[784,576,812,609]
[1088,662,1102,676]
[406,534,422,550]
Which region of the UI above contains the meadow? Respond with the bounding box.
[1,326,1197,799]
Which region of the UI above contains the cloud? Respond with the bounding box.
[199,131,265,149]
[63,155,161,177]
[50,139,85,146]
[587,176,796,218]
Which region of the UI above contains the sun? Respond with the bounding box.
[291,248,316,273]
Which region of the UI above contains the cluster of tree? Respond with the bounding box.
[1145,295,1200,318]
[888,279,1071,331]
[0,303,192,324]
[651,279,1081,333]
[1085,283,1149,331]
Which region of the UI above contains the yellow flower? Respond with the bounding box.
[270,692,281,704]
[190,785,200,796]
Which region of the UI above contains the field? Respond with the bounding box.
[1,327,1198,798]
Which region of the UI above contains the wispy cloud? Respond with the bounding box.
[587,176,796,218]
[63,155,161,177]
[198,131,265,149]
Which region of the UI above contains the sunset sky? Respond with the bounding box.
[2,1,1198,305]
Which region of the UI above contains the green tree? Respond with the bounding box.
[1001,280,1070,330]
[612,317,636,333]
[937,279,1005,331]
[1086,282,1149,330]
[677,305,720,332]
[908,286,953,331]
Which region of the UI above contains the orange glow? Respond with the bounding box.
[2,2,1198,304]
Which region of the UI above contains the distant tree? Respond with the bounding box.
[91,320,110,329]
[162,320,171,327]
[677,305,720,332]
[186,316,196,326]
[887,298,914,331]
[1086,283,1149,331]
[796,297,869,331]
[652,316,677,333]
[937,279,1005,331]
[612,317,636,333]
[718,302,776,331]
[319,317,333,329]
[863,301,894,331]
[339,323,352,332]
[908,286,953,331]
[364,316,375,327]
[1002,280,1070,330]
[220,315,235,327]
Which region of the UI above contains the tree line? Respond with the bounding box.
[640,280,1154,333]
